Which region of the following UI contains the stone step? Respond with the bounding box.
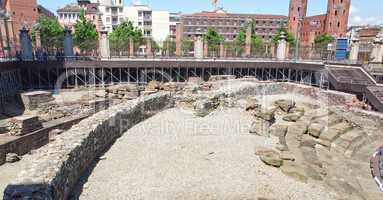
[356,177,382,200]
[318,122,353,147]
[313,113,344,126]
[331,129,366,155]
[344,136,368,158]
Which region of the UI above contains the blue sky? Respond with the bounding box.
[38,0,383,25]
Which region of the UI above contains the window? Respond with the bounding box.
[106,8,110,13]
[335,10,338,16]
[106,17,110,22]
[337,22,340,27]
[138,22,142,26]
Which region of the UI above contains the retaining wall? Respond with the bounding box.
[3,92,172,200]
[0,115,88,166]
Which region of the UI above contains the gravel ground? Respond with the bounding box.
[0,156,32,199]
[77,107,334,200]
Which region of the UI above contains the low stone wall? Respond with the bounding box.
[3,92,172,200]
[213,81,356,106]
[0,115,88,166]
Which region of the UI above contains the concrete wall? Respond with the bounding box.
[3,92,172,200]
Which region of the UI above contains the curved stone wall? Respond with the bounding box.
[3,92,173,200]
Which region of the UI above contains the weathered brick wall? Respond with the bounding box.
[3,92,172,200]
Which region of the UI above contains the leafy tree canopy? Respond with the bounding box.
[272,26,295,45]
[108,20,143,49]
[314,33,335,48]
[204,28,223,51]
[73,10,99,53]
[32,16,64,50]
[181,38,194,55]
[162,35,176,55]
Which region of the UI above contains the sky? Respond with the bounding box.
[37,0,383,26]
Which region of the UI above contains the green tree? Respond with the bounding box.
[31,16,64,53]
[234,29,246,56]
[162,36,176,56]
[73,10,99,54]
[314,33,335,49]
[181,38,193,56]
[272,26,295,46]
[203,28,223,56]
[108,20,143,55]
[150,38,160,54]
[234,21,264,56]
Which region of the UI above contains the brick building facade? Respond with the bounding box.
[180,9,288,41]
[289,0,350,47]
[5,0,39,50]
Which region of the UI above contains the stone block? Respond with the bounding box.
[89,99,110,113]
[208,75,236,82]
[5,153,21,163]
[8,115,43,136]
[308,123,325,138]
[0,149,5,165]
[21,91,54,111]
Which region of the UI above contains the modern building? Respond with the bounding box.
[289,0,351,47]
[124,2,171,43]
[98,0,124,32]
[169,12,181,39]
[180,9,288,41]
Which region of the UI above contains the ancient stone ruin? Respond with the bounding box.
[1,78,382,200]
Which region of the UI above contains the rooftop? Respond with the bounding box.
[57,4,82,13]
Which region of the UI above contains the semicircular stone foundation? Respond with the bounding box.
[3,79,383,200]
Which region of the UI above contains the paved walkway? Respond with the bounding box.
[76,108,333,200]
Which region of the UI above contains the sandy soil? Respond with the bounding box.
[77,107,334,200]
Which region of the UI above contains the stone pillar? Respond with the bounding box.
[277,32,287,60]
[370,32,383,63]
[219,42,224,58]
[99,30,110,59]
[245,25,251,57]
[349,37,360,62]
[271,44,276,58]
[63,28,74,58]
[194,35,203,59]
[129,38,134,57]
[175,23,183,57]
[203,41,208,58]
[146,38,152,57]
[35,30,41,49]
[19,27,33,61]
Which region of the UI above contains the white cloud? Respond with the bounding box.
[349,15,383,26]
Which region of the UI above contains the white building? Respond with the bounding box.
[124,2,170,43]
[57,4,82,28]
[98,0,125,32]
[95,0,171,44]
